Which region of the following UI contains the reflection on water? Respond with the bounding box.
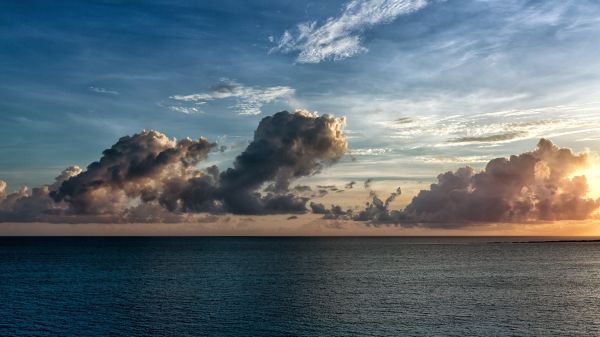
[1,237,600,336]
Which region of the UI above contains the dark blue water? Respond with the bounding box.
[1,237,600,336]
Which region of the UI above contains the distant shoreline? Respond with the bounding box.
[505,239,600,244]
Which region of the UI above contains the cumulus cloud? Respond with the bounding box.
[49,166,82,191]
[0,167,82,221]
[4,131,217,222]
[0,180,6,200]
[405,139,599,223]
[270,0,428,63]
[0,110,347,222]
[316,139,600,227]
[217,110,347,213]
[170,79,295,115]
[51,131,217,215]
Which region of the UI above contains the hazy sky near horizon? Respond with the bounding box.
[2,0,600,233]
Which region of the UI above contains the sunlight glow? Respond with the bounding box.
[571,162,600,200]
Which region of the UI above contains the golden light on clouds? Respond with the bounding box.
[570,159,600,200]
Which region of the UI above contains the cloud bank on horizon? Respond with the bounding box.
[1,110,598,227]
[315,138,600,227]
[0,110,347,222]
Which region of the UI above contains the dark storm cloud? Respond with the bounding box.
[350,187,405,224]
[216,110,347,214]
[51,131,217,215]
[309,202,328,214]
[317,185,339,191]
[309,202,351,219]
[0,110,347,222]
[293,185,312,193]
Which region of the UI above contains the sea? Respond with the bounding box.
[1,237,600,336]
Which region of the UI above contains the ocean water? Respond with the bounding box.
[1,237,600,336]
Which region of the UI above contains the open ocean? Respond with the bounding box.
[1,237,600,336]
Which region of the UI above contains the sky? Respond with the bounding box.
[2,0,600,235]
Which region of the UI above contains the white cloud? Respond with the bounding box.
[168,106,202,114]
[414,155,491,163]
[349,147,393,156]
[171,79,295,115]
[89,86,119,95]
[271,0,428,63]
[375,102,600,147]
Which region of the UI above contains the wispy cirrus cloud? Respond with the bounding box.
[414,155,490,164]
[89,86,118,95]
[447,131,527,144]
[349,147,393,156]
[170,79,295,115]
[374,102,600,147]
[270,0,428,63]
[168,106,202,114]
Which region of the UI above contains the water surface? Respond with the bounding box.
[1,237,600,336]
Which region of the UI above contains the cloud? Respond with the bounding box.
[345,181,356,189]
[316,139,600,227]
[51,132,217,215]
[415,155,490,164]
[317,185,340,192]
[372,101,600,149]
[310,202,351,219]
[171,79,295,115]
[169,106,201,114]
[216,110,347,213]
[405,139,599,223]
[0,180,6,200]
[349,147,392,156]
[271,0,428,63]
[351,187,404,223]
[89,86,119,95]
[49,166,82,192]
[0,110,347,222]
[447,131,527,144]
[393,117,414,124]
[0,167,81,221]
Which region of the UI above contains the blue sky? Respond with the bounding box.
[2,0,600,190]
